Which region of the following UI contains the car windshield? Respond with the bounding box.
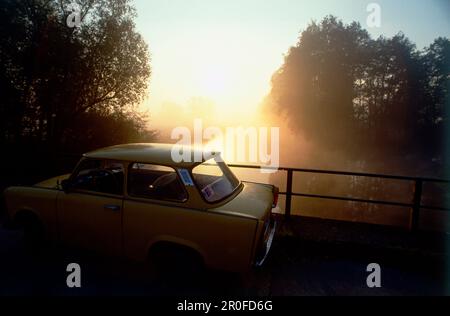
[192,157,240,203]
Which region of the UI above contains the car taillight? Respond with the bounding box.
[272,186,279,208]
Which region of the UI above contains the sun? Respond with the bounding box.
[200,63,231,98]
[159,28,264,117]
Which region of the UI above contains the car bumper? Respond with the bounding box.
[255,219,276,267]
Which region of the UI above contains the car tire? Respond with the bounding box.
[16,212,45,253]
[148,243,205,282]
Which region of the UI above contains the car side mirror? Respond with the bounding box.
[61,179,72,193]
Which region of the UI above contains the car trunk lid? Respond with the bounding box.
[209,181,274,220]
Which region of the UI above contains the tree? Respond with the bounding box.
[0,0,152,149]
[355,34,423,152]
[269,16,371,152]
[418,37,450,155]
[62,109,158,153]
[267,16,449,165]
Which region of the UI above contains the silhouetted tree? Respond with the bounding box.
[418,37,450,156]
[269,16,371,152]
[355,34,423,153]
[62,109,158,153]
[0,0,152,150]
[267,16,449,165]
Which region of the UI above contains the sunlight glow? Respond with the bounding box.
[138,23,286,121]
[186,29,250,112]
[201,64,230,98]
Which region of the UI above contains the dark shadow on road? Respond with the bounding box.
[0,215,448,296]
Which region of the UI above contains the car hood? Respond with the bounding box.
[35,174,71,189]
[210,181,274,220]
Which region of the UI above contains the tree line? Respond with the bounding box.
[267,16,449,169]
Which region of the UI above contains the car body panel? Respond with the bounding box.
[57,191,123,256]
[35,174,71,189]
[123,197,258,271]
[210,182,274,220]
[84,143,203,169]
[3,186,59,241]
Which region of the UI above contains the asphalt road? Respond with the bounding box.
[0,222,446,296]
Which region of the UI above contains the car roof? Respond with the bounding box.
[84,143,216,168]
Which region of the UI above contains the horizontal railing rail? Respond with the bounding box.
[228,164,450,232]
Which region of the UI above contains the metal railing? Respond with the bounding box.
[228,164,450,232]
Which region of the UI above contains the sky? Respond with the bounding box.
[133,0,450,124]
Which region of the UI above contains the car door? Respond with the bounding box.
[123,163,257,271]
[57,158,124,256]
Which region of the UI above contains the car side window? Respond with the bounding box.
[71,159,124,195]
[128,163,188,202]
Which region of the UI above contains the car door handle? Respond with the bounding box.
[104,204,121,212]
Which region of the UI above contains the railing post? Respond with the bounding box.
[285,169,293,220]
[410,179,423,232]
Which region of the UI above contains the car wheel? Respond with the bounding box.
[16,212,45,253]
[148,243,205,282]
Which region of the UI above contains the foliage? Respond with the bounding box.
[268,16,449,162]
[0,0,153,150]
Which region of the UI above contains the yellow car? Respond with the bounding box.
[2,143,277,272]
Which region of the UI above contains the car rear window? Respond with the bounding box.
[192,157,240,203]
